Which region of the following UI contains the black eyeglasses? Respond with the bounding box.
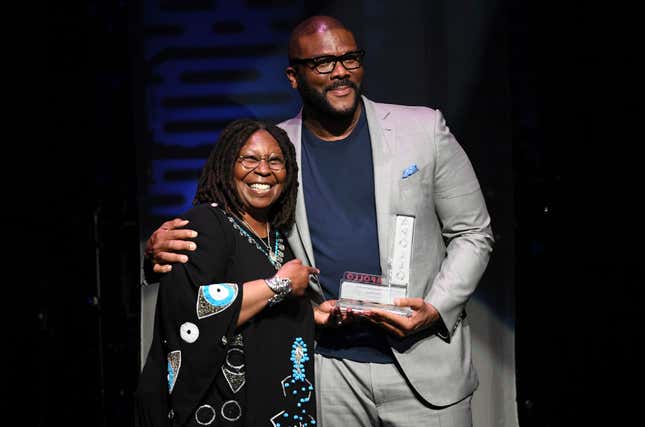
[289,49,366,74]
[238,154,286,171]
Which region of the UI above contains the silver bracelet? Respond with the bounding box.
[264,276,292,306]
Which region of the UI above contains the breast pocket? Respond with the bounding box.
[397,166,428,213]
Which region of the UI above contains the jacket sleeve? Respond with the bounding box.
[135,303,171,427]
[156,205,242,425]
[424,110,495,339]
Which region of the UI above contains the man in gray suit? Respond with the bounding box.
[145,15,493,427]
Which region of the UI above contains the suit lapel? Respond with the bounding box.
[282,113,324,300]
[363,96,395,276]
[280,112,317,271]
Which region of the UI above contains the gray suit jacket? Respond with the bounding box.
[278,95,494,407]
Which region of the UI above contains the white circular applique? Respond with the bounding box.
[195,404,216,425]
[180,322,199,343]
[225,348,245,370]
[210,284,232,301]
[221,400,242,422]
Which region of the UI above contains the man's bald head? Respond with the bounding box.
[288,15,350,58]
[285,15,363,123]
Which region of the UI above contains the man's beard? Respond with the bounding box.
[295,72,361,118]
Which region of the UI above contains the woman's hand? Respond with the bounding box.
[275,259,319,296]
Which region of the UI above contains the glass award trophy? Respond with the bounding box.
[337,215,415,317]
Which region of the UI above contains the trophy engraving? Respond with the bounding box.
[337,215,415,317]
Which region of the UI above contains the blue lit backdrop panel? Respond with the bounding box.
[142,0,305,225]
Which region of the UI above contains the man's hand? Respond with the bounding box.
[144,218,198,273]
[313,300,362,328]
[313,300,338,326]
[365,298,441,338]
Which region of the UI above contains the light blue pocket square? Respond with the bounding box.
[402,164,419,179]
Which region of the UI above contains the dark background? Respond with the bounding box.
[38,1,637,425]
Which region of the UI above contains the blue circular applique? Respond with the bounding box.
[203,283,237,306]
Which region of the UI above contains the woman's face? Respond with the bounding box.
[233,129,287,215]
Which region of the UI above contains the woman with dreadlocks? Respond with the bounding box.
[136,118,320,426]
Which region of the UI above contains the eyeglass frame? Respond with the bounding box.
[288,49,366,74]
[237,154,286,172]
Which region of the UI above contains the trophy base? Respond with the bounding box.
[338,298,413,317]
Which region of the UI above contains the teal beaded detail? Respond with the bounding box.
[270,337,315,426]
[290,337,309,381]
[224,211,285,270]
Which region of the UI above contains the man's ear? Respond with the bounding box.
[285,67,298,89]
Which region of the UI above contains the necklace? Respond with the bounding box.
[224,210,285,269]
[239,216,272,253]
